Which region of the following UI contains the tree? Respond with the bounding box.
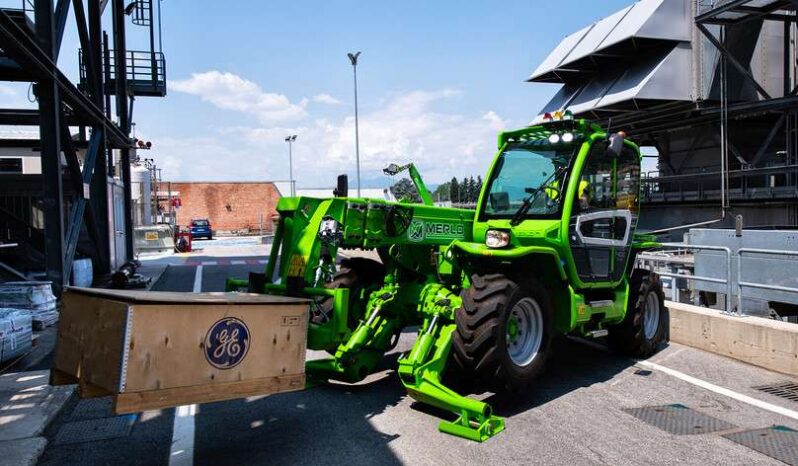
[390,178,421,203]
[432,182,451,202]
[449,177,460,203]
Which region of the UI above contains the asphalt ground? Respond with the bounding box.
[38,240,798,465]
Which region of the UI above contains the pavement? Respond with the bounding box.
[9,236,798,465]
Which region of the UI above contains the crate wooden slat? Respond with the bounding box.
[52,287,308,413]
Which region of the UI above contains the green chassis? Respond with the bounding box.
[226,119,658,442]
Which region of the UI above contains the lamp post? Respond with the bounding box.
[284,135,297,196]
[347,51,362,197]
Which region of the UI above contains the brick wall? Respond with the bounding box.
[167,182,281,233]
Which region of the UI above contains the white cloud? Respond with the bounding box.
[155,73,507,187]
[171,71,307,123]
[310,93,342,105]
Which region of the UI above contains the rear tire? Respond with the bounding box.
[311,258,385,329]
[452,274,553,391]
[608,270,668,357]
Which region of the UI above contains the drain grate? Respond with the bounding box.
[755,382,798,403]
[70,397,115,420]
[623,404,737,435]
[723,426,798,466]
[54,415,137,445]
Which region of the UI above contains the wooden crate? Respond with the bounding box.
[52,287,308,413]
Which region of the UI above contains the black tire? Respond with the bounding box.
[608,270,668,357]
[311,258,385,328]
[452,274,554,391]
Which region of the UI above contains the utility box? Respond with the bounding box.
[52,287,308,413]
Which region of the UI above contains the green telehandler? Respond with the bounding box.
[226,115,667,442]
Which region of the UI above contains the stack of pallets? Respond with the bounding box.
[0,308,32,363]
[0,281,59,330]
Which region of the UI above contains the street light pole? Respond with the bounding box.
[285,135,297,196]
[348,51,362,197]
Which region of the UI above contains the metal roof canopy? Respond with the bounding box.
[695,0,796,26]
[537,43,693,121]
[529,0,692,84]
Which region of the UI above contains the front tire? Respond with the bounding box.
[608,270,668,357]
[452,274,553,390]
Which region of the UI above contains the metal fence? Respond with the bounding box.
[637,242,798,317]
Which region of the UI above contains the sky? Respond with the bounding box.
[0,0,637,189]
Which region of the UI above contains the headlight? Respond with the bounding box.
[486,230,510,248]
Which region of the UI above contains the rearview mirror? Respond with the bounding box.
[333,174,348,197]
[606,132,626,158]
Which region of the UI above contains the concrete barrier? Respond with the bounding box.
[667,301,798,376]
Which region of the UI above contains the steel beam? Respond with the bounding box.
[53,0,70,60]
[0,9,129,147]
[63,130,101,284]
[71,0,99,98]
[35,0,66,295]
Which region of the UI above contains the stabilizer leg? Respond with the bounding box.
[398,317,505,442]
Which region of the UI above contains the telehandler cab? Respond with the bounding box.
[227,114,667,442]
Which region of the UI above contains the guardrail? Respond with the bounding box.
[638,242,734,313]
[639,243,798,316]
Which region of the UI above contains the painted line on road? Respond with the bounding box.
[639,360,798,421]
[192,265,203,293]
[170,265,203,464]
[170,404,197,465]
[231,260,246,265]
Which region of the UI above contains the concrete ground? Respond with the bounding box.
[33,236,798,465]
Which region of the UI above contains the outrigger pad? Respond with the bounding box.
[439,414,505,442]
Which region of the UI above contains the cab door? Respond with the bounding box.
[568,141,641,285]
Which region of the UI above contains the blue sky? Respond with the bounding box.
[1,0,636,188]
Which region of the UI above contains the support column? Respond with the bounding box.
[113,0,134,261]
[89,0,111,274]
[36,0,65,294]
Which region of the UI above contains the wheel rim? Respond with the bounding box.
[643,291,661,340]
[506,297,544,367]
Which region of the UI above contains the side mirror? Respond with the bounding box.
[383,163,401,176]
[606,131,626,158]
[333,174,348,197]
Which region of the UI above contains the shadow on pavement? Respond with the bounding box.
[193,369,405,466]
[486,338,645,417]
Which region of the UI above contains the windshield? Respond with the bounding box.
[192,220,209,227]
[482,145,575,219]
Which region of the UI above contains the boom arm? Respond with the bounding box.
[383,163,434,206]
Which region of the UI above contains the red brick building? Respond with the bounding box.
[166,182,281,234]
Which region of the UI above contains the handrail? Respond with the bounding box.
[640,242,733,313]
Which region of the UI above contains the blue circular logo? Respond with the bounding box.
[204,317,251,369]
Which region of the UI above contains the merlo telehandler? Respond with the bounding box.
[227,114,667,442]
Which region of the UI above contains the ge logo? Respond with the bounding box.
[204,317,251,369]
[408,219,424,242]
